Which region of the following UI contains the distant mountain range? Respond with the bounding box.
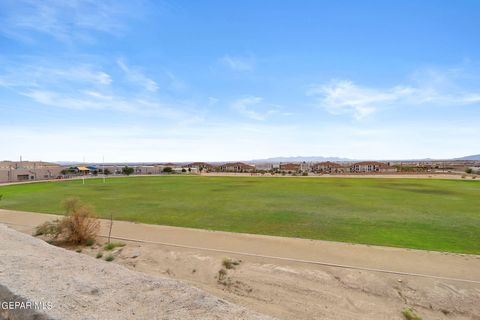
[249,154,480,163]
[454,154,480,160]
[248,156,354,163]
[52,154,480,165]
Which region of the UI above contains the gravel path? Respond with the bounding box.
[0,224,273,320]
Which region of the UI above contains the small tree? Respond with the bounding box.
[122,166,134,175]
[163,167,173,173]
[465,168,473,174]
[104,168,111,175]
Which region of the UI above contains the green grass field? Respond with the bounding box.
[0,176,479,254]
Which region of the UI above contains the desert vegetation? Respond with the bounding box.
[35,198,99,245]
[222,257,241,270]
[104,241,126,251]
[104,254,115,262]
[402,308,422,320]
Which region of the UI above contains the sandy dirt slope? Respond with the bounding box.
[0,224,274,320]
[102,242,480,320]
[1,209,480,319]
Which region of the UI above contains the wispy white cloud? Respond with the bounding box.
[117,58,159,92]
[308,68,480,119]
[0,0,142,43]
[220,55,255,72]
[0,64,112,88]
[20,88,185,119]
[307,80,414,119]
[231,96,282,121]
[461,94,480,104]
[0,59,192,119]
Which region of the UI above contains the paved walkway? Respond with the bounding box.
[1,209,479,283]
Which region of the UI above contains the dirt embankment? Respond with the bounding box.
[93,241,480,320]
[0,224,273,320]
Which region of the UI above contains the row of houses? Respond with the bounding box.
[55,161,400,176]
[0,160,406,183]
[278,161,397,173]
[313,161,397,173]
[183,161,397,173]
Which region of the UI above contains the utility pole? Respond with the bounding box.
[103,155,106,183]
[108,212,113,244]
[82,156,85,185]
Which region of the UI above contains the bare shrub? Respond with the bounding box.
[217,268,227,282]
[35,219,63,238]
[222,258,241,269]
[34,198,99,245]
[61,198,100,244]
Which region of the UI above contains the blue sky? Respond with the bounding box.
[0,0,479,162]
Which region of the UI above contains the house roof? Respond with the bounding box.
[221,162,255,168]
[186,162,213,167]
[314,161,342,167]
[279,163,301,169]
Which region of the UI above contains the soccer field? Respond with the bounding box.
[1,176,479,254]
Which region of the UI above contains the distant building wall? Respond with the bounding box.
[0,167,63,183]
[350,162,397,173]
[254,163,273,171]
[185,162,213,171]
[218,162,255,172]
[279,163,301,172]
[134,166,160,175]
[312,161,345,173]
